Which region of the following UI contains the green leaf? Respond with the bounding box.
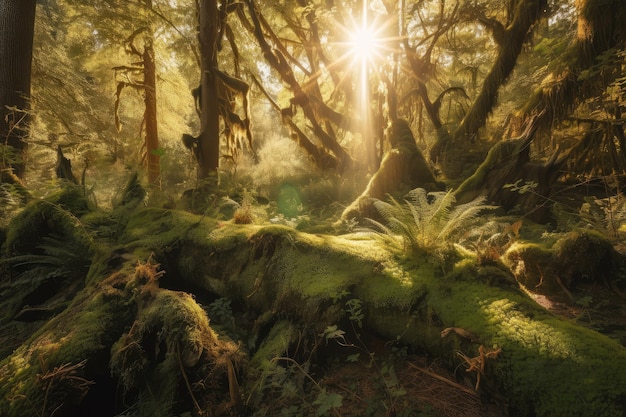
[321,325,345,340]
[314,390,343,416]
[346,353,360,362]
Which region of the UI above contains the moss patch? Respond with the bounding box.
[174,221,626,417]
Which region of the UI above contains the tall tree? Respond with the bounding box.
[428,0,549,177]
[0,0,37,180]
[114,26,162,186]
[196,0,221,180]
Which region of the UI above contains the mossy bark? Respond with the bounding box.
[2,201,626,417]
[168,217,626,417]
[454,112,565,222]
[341,119,441,222]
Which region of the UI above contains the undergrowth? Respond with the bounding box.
[367,188,494,257]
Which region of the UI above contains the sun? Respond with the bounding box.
[347,20,383,63]
[344,7,390,69]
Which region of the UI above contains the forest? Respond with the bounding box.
[1,0,626,416]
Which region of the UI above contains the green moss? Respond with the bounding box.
[250,320,297,370]
[119,207,219,257]
[426,263,626,417]
[0,271,135,417]
[3,185,90,256]
[184,223,626,416]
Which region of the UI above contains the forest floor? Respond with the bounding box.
[2,182,626,417]
[280,281,626,417]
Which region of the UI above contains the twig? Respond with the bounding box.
[177,343,202,414]
[406,362,477,396]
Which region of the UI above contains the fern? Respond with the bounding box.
[1,234,92,318]
[579,194,626,239]
[369,188,494,253]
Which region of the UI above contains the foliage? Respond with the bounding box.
[457,218,523,265]
[578,193,626,240]
[0,234,92,319]
[368,188,493,255]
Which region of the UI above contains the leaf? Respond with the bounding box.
[314,390,343,416]
[321,325,345,341]
[346,353,360,362]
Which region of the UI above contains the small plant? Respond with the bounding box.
[321,298,418,414]
[369,188,493,254]
[458,219,522,264]
[233,192,254,224]
[345,298,364,328]
[579,193,626,240]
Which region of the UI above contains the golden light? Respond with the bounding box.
[344,4,390,71]
[347,20,383,63]
[331,0,400,168]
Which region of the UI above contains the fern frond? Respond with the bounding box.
[427,191,456,241]
[371,188,501,256]
[372,199,419,250]
[438,198,494,241]
[405,199,424,245]
[362,217,403,248]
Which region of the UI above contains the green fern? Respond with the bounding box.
[369,188,494,253]
[1,234,92,319]
[579,194,626,239]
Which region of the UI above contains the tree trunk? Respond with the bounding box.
[197,0,221,180]
[143,40,160,185]
[454,112,565,222]
[522,0,626,124]
[0,0,37,180]
[430,0,547,178]
[340,119,441,222]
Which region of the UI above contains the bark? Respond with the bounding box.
[197,0,221,179]
[143,40,160,185]
[0,0,37,179]
[429,0,547,177]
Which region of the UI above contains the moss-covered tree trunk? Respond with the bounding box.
[430,0,548,178]
[453,112,566,222]
[340,119,440,222]
[2,191,626,416]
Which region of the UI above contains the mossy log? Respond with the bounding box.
[169,220,626,416]
[2,202,626,416]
